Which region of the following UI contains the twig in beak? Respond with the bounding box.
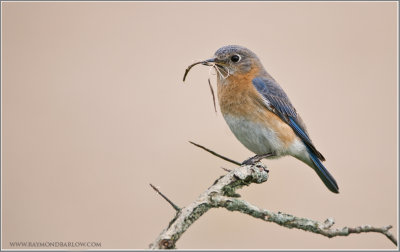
[183,61,207,82]
[183,60,219,114]
[208,78,217,113]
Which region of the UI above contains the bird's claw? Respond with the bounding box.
[241,153,274,165]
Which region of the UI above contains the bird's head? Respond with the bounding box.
[203,45,263,80]
[182,45,265,84]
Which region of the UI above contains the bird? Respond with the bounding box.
[199,45,339,193]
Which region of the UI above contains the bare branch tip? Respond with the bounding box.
[188,141,241,166]
[149,183,158,192]
[149,183,180,212]
[221,167,232,172]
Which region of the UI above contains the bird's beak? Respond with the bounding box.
[202,58,227,68]
[201,58,216,66]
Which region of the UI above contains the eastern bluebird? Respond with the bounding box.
[193,45,339,193]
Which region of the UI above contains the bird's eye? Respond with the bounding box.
[231,54,241,63]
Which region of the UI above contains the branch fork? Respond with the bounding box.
[149,163,269,249]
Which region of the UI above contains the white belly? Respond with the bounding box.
[223,114,310,161]
[223,114,283,155]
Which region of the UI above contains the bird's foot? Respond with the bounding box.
[241,153,274,165]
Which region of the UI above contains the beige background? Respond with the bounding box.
[2,1,397,250]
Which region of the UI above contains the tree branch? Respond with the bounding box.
[212,194,397,245]
[149,145,397,249]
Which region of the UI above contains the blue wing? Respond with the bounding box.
[252,77,339,193]
[252,77,325,161]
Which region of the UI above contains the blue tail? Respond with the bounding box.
[308,149,339,193]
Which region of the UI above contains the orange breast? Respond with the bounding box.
[217,67,296,147]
